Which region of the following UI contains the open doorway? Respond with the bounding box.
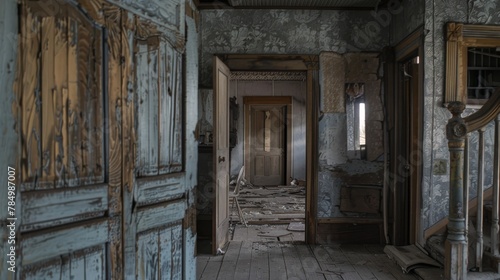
[196,54,319,254]
[229,91,306,243]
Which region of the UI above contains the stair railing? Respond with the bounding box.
[445,90,500,280]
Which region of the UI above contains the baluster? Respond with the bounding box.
[476,128,485,271]
[492,115,500,256]
[445,102,467,280]
[464,135,469,237]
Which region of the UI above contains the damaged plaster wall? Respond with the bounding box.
[318,52,384,218]
[200,9,390,88]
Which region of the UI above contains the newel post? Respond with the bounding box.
[445,102,468,280]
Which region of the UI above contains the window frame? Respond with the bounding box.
[445,22,500,107]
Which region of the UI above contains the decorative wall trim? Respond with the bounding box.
[230,71,306,81]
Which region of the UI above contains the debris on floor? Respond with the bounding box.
[287,222,305,232]
[230,185,305,225]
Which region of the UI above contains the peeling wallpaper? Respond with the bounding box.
[200,9,390,87]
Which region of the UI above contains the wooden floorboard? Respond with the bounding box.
[296,244,326,280]
[282,244,307,279]
[340,245,377,280]
[269,243,288,280]
[197,238,420,280]
[196,257,209,280]
[311,245,343,280]
[217,242,241,279]
[249,242,270,280]
[199,260,221,280]
[233,241,253,279]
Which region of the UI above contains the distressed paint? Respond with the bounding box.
[21,218,109,265]
[9,0,196,279]
[106,0,185,49]
[135,173,185,205]
[135,200,186,232]
[22,245,106,280]
[0,0,18,280]
[20,184,108,231]
[136,39,184,176]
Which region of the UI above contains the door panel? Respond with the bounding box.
[126,36,186,279]
[249,105,286,185]
[17,3,111,278]
[213,56,231,253]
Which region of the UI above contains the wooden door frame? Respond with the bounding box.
[217,54,319,244]
[243,96,292,186]
[391,27,425,246]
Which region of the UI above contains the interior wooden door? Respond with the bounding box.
[213,56,230,254]
[248,104,286,185]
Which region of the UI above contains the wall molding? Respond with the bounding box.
[230,71,306,81]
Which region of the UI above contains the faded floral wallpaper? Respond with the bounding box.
[421,0,500,229]
[200,9,390,87]
[390,0,425,44]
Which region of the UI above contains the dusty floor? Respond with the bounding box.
[197,241,419,280]
[230,184,306,225]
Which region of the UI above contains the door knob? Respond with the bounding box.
[218,156,225,163]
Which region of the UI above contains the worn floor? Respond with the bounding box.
[197,241,419,280]
[206,184,500,279]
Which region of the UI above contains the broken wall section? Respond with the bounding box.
[318,52,384,219]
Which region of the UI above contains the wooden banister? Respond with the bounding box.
[465,89,500,133]
[444,90,500,279]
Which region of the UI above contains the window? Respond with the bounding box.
[346,83,366,159]
[445,23,500,106]
[467,47,500,105]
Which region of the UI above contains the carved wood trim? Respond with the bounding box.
[231,71,306,81]
[134,16,185,52]
[394,25,425,60]
[445,22,464,105]
[445,22,500,106]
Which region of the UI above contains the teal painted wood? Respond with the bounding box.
[0,1,18,280]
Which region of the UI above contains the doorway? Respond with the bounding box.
[244,97,292,186]
[207,54,320,253]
